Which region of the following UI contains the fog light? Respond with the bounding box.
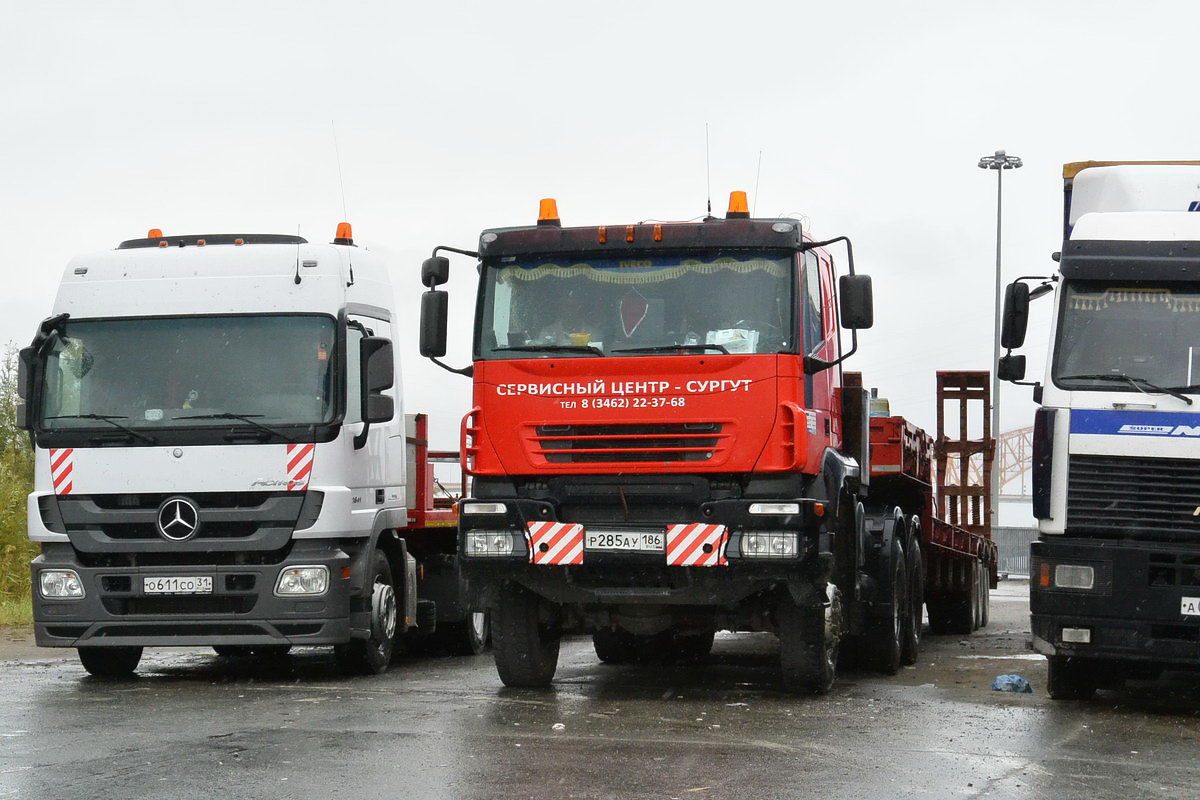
[275,566,329,596]
[464,530,516,557]
[463,502,507,515]
[1061,627,1091,644]
[40,570,84,598]
[740,532,798,558]
[748,503,800,515]
[1054,565,1094,590]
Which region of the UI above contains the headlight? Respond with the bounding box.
[464,530,516,557]
[740,531,798,558]
[40,570,84,598]
[1054,564,1095,590]
[275,566,329,596]
[462,502,507,515]
[748,503,800,515]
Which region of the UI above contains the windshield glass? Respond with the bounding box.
[39,315,337,429]
[477,251,796,358]
[1053,282,1200,390]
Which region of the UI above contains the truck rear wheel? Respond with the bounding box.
[336,549,397,675]
[78,646,142,677]
[778,585,842,694]
[900,532,923,666]
[492,582,560,687]
[1047,656,1098,700]
[866,539,906,675]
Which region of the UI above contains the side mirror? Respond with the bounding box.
[998,354,1027,382]
[421,256,450,288]
[1001,282,1030,349]
[420,291,449,358]
[360,337,395,423]
[839,274,874,329]
[16,346,35,431]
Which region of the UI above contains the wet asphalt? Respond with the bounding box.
[2,581,1200,800]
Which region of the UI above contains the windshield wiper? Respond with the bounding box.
[492,345,605,357]
[176,412,296,440]
[44,414,159,444]
[1058,373,1194,406]
[611,344,731,355]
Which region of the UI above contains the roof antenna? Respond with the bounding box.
[705,123,713,219]
[294,224,302,285]
[332,120,354,286]
[753,150,763,217]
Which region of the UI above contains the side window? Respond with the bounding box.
[803,251,824,355]
[345,324,364,425]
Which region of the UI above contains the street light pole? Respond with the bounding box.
[978,149,1022,529]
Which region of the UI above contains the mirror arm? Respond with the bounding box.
[800,236,855,275]
[431,357,473,378]
[432,245,479,259]
[353,421,370,450]
[806,328,859,374]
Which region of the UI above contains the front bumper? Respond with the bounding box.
[32,541,354,648]
[1030,537,1200,666]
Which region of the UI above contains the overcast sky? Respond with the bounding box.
[3,1,1197,522]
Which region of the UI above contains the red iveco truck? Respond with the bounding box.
[418,193,996,692]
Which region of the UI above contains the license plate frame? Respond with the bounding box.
[143,576,214,595]
[1182,597,1200,617]
[585,529,665,554]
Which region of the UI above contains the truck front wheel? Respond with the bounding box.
[78,646,142,678]
[1047,655,1098,700]
[492,582,561,687]
[336,550,397,675]
[778,584,843,694]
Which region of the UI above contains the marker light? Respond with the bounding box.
[537,198,561,228]
[40,570,84,598]
[726,190,750,219]
[653,223,663,242]
[275,566,329,596]
[196,239,207,246]
[147,228,163,238]
[598,226,607,243]
[625,224,635,242]
[334,222,354,245]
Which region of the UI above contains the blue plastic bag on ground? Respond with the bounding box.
[992,674,1033,693]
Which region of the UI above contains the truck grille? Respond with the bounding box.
[532,423,727,464]
[1068,454,1200,540]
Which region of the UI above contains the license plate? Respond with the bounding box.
[1182,597,1200,617]
[144,576,214,595]
[585,530,665,553]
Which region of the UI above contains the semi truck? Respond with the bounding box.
[16,226,485,677]
[999,160,1200,699]
[418,192,997,692]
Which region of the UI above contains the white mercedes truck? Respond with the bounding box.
[999,161,1200,698]
[16,226,485,677]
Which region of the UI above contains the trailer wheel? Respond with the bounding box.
[1047,656,1098,700]
[593,628,638,664]
[437,611,491,656]
[778,584,842,694]
[336,549,397,675]
[900,534,923,666]
[866,538,906,675]
[492,581,561,687]
[77,646,142,677]
[671,629,716,662]
[978,562,990,628]
[972,562,983,631]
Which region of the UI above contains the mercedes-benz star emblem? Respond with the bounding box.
[156,497,200,542]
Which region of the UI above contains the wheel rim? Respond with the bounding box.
[373,582,397,641]
[824,583,843,674]
[469,612,486,640]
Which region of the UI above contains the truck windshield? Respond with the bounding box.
[477,251,796,359]
[38,315,337,430]
[1053,282,1200,391]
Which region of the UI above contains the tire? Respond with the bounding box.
[593,628,638,664]
[972,562,983,631]
[437,611,490,656]
[336,550,398,675]
[78,646,142,677]
[865,539,905,675]
[978,562,990,629]
[779,584,843,694]
[492,581,561,687]
[900,533,923,666]
[213,645,292,660]
[1047,655,1098,700]
[671,629,716,662]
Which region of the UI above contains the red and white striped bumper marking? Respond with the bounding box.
[286,443,315,491]
[526,521,585,565]
[666,523,729,567]
[50,448,75,495]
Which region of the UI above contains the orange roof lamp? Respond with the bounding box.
[537,198,561,228]
[726,190,750,219]
[147,228,163,239]
[334,222,355,246]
